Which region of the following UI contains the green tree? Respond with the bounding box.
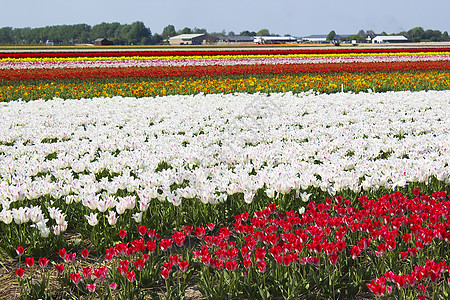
[152,33,163,44]
[326,30,336,41]
[161,25,176,38]
[240,30,256,36]
[407,27,425,42]
[256,28,270,36]
[126,21,151,45]
[0,27,14,44]
[193,27,207,34]
[179,27,193,34]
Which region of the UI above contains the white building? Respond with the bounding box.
[254,36,298,44]
[169,34,206,45]
[372,35,408,43]
[301,35,328,43]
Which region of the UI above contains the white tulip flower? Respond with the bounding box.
[85,212,98,226]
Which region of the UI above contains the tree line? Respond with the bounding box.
[0,21,281,45]
[0,21,448,45]
[338,28,450,43]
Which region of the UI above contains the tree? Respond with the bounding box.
[179,27,193,34]
[152,33,163,44]
[126,21,151,45]
[161,25,176,39]
[0,27,14,44]
[240,30,256,36]
[193,27,207,34]
[326,30,336,41]
[256,29,270,36]
[407,27,425,42]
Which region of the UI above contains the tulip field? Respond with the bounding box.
[1,45,450,299]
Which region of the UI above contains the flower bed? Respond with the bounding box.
[12,191,450,299]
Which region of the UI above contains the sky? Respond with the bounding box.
[1,0,449,37]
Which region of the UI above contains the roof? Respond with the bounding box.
[169,34,206,40]
[222,35,255,41]
[303,35,328,39]
[373,35,408,41]
[255,36,298,42]
[94,38,110,41]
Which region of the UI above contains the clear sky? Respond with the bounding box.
[1,0,448,36]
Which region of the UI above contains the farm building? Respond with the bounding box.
[301,35,328,43]
[372,35,408,43]
[169,34,206,45]
[218,35,255,44]
[94,38,113,46]
[254,36,298,44]
[301,34,350,43]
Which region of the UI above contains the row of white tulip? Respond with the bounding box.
[2,54,450,69]
[1,91,449,234]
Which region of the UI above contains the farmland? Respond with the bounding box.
[1,44,450,299]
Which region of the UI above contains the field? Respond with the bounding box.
[1,44,450,299]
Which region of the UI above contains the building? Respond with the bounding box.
[372,35,408,43]
[254,36,298,44]
[301,35,328,43]
[218,35,255,44]
[301,34,350,43]
[94,38,113,46]
[168,34,206,45]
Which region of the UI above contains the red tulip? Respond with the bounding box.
[38,257,49,268]
[80,249,90,258]
[86,283,96,293]
[257,261,267,273]
[15,268,24,278]
[55,264,64,274]
[160,268,169,280]
[179,260,189,272]
[15,246,25,256]
[82,268,92,279]
[138,225,146,236]
[70,273,81,284]
[118,229,127,239]
[25,257,34,268]
[225,260,238,271]
[126,271,136,283]
[133,258,146,271]
[58,248,67,259]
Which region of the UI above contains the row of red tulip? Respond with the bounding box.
[2,60,450,81]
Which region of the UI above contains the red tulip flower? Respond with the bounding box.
[179,260,189,272]
[38,257,49,268]
[80,249,90,258]
[133,258,146,271]
[15,268,24,278]
[160,268,169,280]
[15,246,25,256]
[257,261,267,273]
[118,229,127,239]
[82,267,92,279]
[126,270,136,283]
[70,273,82,284]
[55,264,64,274]
[138,225,147,236]
[86,283,96,293]
[224,260,238,271]
[25,257,35,268]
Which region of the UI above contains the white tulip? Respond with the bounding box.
[85,212,98,226]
